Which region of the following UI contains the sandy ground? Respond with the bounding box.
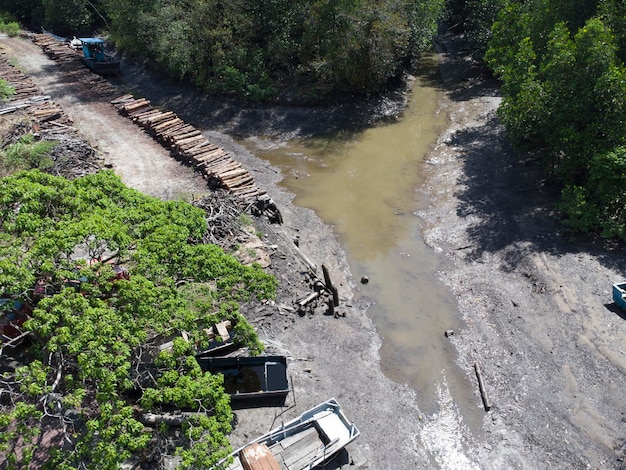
[2,31,625,470]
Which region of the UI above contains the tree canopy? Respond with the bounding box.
[0,170,276,468]
[485,0,626,238]
[0,0,445,101]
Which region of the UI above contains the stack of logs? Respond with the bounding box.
[0,52,73,129]
[111,94,267,203]
[28,33,272,206]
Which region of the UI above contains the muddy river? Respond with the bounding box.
[242,62,486,438]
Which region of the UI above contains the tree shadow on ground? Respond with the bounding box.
[444,97,626,277]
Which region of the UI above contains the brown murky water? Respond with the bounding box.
[243,66,484,435]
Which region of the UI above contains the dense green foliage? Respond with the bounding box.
[0,170,276,468]
[0,0,445,101]
[445,0,506,56]
[485,0,626,238]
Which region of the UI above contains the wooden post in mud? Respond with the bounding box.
[322,264,340,307]
[474,362,492,411]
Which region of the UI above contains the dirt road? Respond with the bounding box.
[1,36,209,200]
[2,31,625,470]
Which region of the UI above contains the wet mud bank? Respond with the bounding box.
[418,32,626,469]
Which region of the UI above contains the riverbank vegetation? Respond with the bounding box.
[449,0,626,239]
[0,169,276,468]
[0,0,444,102]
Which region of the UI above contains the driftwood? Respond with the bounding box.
[140,412,199,427]
[474,362,492,411]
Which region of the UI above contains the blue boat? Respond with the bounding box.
[78,38,120,76]
[612,282,626,310]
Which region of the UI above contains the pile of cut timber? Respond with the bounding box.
[0,52,73,128]
[24,34,281,219]
[31,34,81,61]
[111,94,267,202]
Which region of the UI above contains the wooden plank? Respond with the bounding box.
[276,427,318,452]
[277,428,323,468]
[215,320,231,341]
[240,444,281,470]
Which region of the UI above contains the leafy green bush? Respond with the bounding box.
[0,78,15,100]
[0,170,276,468]
[486,0,626,238]
[0,20,19,36]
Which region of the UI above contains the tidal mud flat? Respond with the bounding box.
[2,30,625,469]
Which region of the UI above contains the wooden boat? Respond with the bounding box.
[196,355,290,404]
[219,398,360,470]
[612,282,626,310]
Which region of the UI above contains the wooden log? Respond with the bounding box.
[220,168,248,179]
[207,160,241,175]
[223,175,254,189]
[122,98,150,113]
[299,291,320,307]
[162,124,196,139]
[322,264,339,307]
[185,141,218,155]
[146,111,176,125]
[111,94,134,105]
[173,134,205,149]
[171,130,202,144]
[196,157,231,172]
[156,122,188,137]
[127,104,153,118]
[152,118,183,132]
[474,362,492,411]
[194,148,226,163]
[235,187,264,198]
[133,109,163,122]
[293,244,317,273]
[157,125,188,140]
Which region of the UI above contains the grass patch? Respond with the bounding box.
[0,78,15,100]
[1,133,57,175]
